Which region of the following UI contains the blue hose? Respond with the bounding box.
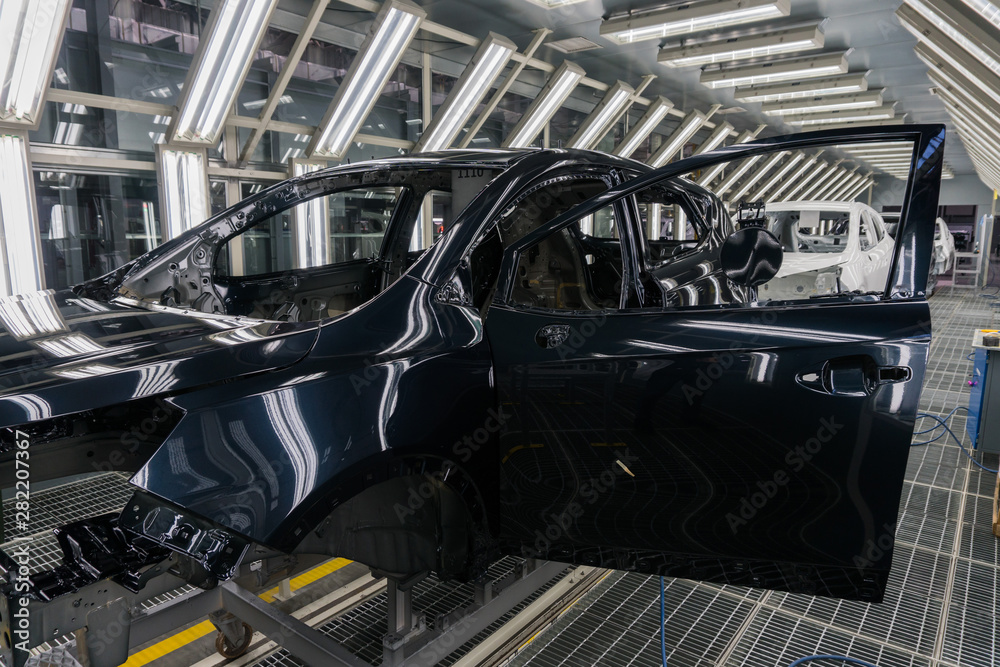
[914,410,998,473]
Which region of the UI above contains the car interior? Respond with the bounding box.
[210,168,500,322]
[768,210,851,254]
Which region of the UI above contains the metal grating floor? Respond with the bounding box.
[251,558,570,667]
[510,285,1000,667]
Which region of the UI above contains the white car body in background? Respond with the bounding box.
[933,216,956,274]
[760,201,895,300]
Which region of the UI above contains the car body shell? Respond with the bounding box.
[0,126,946,606]
[760,201,894,300]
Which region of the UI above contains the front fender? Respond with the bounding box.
[129,278,497,556]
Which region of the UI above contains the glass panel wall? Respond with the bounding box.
[34,170,161,290]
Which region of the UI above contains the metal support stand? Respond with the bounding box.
[4,558,567,667]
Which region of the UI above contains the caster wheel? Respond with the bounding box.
[215,622,253,659]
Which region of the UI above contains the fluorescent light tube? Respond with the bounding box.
[310,0,425,158]
[158,147,209,240]
[766,152,822,203]
[920,46,1000,129]
[601,0,790,45]
[729,151,788,203]
[963,0,1000,29]
[695,127,763,185]
[0,0,73,127]
[613,96,673,157]
[0,134,43,295]
[749,153,804,201]
[902,0,1000,78]
[816,168,859,200]
[416,33,516,152]
[503,61,586,148]
[782,106,896,126]
[701,51,849,89]
[712,155,763,195]
[289,161,329,269]
[523,0,587,6]
[647,110,707,167]
[799,162,844,199]
[171,0,278,145]
[658,23,823,68]
[693,122,734,155]
[734,72,869,102]
[785,160,835,199]
[568,81,635,149]
[762,90,883,116]
[898,4,1000,104]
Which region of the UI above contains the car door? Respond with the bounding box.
[487,125,943,602]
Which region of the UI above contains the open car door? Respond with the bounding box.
[486,125,943,602]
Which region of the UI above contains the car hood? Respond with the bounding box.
[774,253,848,278]
[0,290,317,427]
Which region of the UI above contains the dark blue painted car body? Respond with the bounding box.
[0,125,945,602]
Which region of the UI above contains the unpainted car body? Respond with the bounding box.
[934,217,956,275]
[0,127,944,627]
[760,201,894,300]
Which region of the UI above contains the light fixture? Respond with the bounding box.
[729,151,789,203]
[647,110,707,168]
[169,0,278,145]
[761,90,883,116]
[601,0,790,45]
[962,0,1000,29]
[748,153,804,201]
[613,96,673,157]
[711,154,763,195]
[833,172,870,201]
[0,133,43,295]
[733,72,869,102]
[830,174,863,201]
[806,117,906,129]
[898,3,1000,105]
[800,162,844,199]
[522,0,587,6]
[781,106,896,126]
[658,23,823,68]
[700,51,850,89]
[503,61,586,148]
[567,81,635,149]
[310,0,425,158]
[919,45,1000,128]
[288,160,329,269]
[0,0,73,128]
[693,121,734,155]
[695,127,763,185]
[816,167,859,200]
[157,146,209,240]
[785,159,837,199]
[899,0,1000,79]
[766,151,822,203]
[415,33,516,152]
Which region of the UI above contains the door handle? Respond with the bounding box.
[796,355,911,396]
[535,324,571,349]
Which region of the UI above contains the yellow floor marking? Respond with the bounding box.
[122,558,352,666]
